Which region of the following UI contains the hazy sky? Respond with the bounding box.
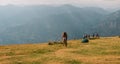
[0,0,120,9]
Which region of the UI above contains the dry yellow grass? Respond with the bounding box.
[0,37,120,64]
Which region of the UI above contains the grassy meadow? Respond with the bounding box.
[0,37,120,64]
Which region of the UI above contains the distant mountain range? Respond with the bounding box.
[0,5,119,45]
[95,10,120,36]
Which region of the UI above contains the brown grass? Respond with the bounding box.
[0,37,120,64]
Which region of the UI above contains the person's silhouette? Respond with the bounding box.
[62,32,68,47]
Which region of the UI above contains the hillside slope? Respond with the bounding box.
[0,37,120,64]
[94,10,120,36]
[0,5,106,45]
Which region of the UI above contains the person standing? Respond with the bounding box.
[92,33,95,38]
[62,32,68,47]
[96,33,100,38]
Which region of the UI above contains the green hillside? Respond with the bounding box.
[0,37,120,64]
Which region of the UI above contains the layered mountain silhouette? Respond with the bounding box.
[0,5,119,45]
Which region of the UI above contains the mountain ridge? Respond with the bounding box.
[0,5,119,45]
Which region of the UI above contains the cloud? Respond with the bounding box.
[0,0,119,9]
[104,0,119,1]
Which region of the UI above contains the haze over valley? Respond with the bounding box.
[0,0,120,45]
